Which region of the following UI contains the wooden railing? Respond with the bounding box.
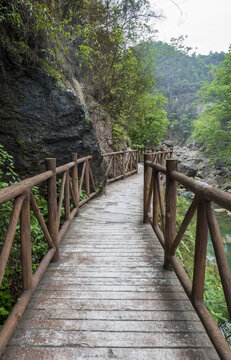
[0,148,140,356]
[103,149,138,183]
[143,152,231,360]
[0,153,97,355]
[137,146,173,163]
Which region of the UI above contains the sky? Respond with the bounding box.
[150,0,231,54]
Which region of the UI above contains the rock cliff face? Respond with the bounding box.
[0,61,110,187]
[173,144,231,192]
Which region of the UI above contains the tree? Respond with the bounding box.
[193,52,231,166]
[149,40,226,143]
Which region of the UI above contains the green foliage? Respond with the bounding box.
[176,193,230,342]
[0,144,19,184]
[0,0,76,80]
[64,1,165,146]
[79,189,87,201]
[112,121,130,147]
[193,52,231,166]
[128,91,169,146]
[204,270,229,325]
[150,40,226,143]
[0,270,14,327]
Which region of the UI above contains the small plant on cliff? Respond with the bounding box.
[0,144,19,184]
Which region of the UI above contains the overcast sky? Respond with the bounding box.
[150,0,231,54]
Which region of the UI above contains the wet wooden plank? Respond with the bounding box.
[38,277,183,286]
[3,165,219,359]
[32,290,187,300]
[21,309,201,321]
[9,328,213,348]
[36,283,184,293]
[27,298,194,311]
[18,318,205,332]
[2,347,218,360]
[43,269,178,278]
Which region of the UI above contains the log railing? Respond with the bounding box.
[137,147,147,162]
[103,149,138,183]
[143,153,231,360]
[0,153,96,355]
[138,146,173,163]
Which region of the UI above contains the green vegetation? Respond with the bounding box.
[150,39,226,143]
[128,79,169,146]
[176,194,231,343]
[193,52,231,167]
[0,0,75,81]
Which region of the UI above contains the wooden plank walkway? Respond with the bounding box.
[2,166,219,359]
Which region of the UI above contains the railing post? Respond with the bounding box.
[113,154,116,179]
[72,153,79,213]
[164,159,178,270]
[122,151,125,179]
[152,170,159,226]
[130,151,133,171]
[86,159,90,197]
[136,148,139,172]
[192,197,208,302]
[20,190,32,290]
[160,146,164,165]
[143,153,152,223]
[206,201,231,319]
[46,158,59,262]
[64,170,70,220]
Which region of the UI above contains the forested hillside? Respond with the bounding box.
[194,52,231,167]
[151,40,226,143]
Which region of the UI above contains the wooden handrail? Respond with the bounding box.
[144,154,231,360]
[0,170,53,205]
[138,146,173,162]
[147,161,231,211]
[103,149,139,184]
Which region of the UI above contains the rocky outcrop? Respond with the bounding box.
[82,90,114,154]
[178,162,197,178]
[173,144,231,192]
[0,62,107,188]
[162,140,174,148]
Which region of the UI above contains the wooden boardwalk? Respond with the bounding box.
[3,166,219,359]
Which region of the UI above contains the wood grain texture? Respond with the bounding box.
[2,165,219,360]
